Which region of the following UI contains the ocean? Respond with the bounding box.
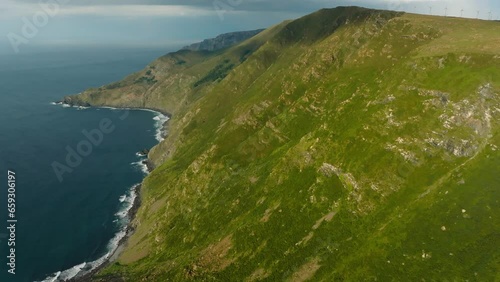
[0,46,170,282]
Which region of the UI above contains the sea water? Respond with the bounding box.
[0,46,169,282]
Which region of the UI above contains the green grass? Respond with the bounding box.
[72,6,500,281]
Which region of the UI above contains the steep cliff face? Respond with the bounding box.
[181,29,265,52]
[67,6,500,281]
[63,22,287,167]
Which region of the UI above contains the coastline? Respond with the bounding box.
[53,101,171,152]
[70,183,142,282]
[53,100,172,118]
[45,102,168,282]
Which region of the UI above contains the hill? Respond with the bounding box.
[64,6,500,281]
[181,29,265,52]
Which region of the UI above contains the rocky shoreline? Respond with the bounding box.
[142,159,155,173]
[71,183,142,282]
[49,101,169,282]
[56,98,172,119]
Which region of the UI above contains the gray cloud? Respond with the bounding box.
[5,0,376,12]
[6,0,496,18]
[1,0,497,54]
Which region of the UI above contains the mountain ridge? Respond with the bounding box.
[64,6,500,281]
[181,29,265,52]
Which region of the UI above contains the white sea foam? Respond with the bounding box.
[107,229,127,254]
[127,188,137,209]
[115,209,128,219]
[115,184,138,220]
[40,271,60,282]
[53,102,89,110]
[40,185,139,282]
[153,113,169,142]
[131,160,149,175]
[85,251,110,270]
[99,106,121,111]
[58,262,86,281]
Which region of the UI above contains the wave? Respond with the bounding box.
[115,209,128,219]
[85,251,111,270]
[153,113,169,142]
[119,195,127,203]
[131,160,149,175]
[57,262,86,281]
[50,102,88,110]
[115,184,138,221]
[39,185,139,282]
[40,271,60,282]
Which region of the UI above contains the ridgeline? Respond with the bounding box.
[64,6,500,281]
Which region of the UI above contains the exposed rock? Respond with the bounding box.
[60,96,91,107]
[318,163,338,177]
[478,83,495,99]
[182,29,264,52]
[141,159,155,173]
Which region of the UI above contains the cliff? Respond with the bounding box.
[181,29,265,52]
[64,6,500,281]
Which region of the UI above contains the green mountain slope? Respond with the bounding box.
[67,6,500,281]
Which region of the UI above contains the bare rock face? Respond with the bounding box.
[181,29,264,52]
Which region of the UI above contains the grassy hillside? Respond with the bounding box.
[68,6,500,281]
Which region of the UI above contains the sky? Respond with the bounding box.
[0,0,499,54]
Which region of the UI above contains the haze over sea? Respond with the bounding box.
[0,46,170,282]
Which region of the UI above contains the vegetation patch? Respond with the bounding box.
[194,59,235,87]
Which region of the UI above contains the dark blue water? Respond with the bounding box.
[0,47,169,282]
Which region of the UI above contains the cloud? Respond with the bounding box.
[1,0,497,19]
[57,5,213,17]
[0,1,316,19]
[1,0,497,54]
[0,2,215,18]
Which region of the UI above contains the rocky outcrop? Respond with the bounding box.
[60,96,91,107]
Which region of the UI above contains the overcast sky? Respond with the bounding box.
[0,0,498,54]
